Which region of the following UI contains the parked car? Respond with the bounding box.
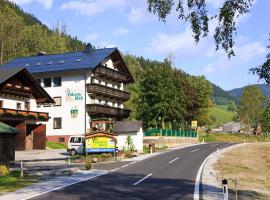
[67,136,85,156]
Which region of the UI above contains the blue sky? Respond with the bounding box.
[10,0,270,90]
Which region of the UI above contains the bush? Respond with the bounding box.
[85,158,92,170]
[0,165,9,176]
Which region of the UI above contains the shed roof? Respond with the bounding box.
[0,66,24,85]
[114,120,143,133]
[0,122,18,134]
[1,48,134,83]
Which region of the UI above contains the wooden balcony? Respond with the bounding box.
[87,83,130,101]
[93,66,128,83]
[0,108,49,121]
[1,83,32,97]
[87,104,130,118]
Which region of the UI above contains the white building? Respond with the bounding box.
[2,46,134,144]
[114,120,144,153]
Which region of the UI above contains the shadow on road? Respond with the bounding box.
[28,171,221,200]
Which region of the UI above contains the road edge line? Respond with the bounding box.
[193,143,235,200]
[21,171,107,200]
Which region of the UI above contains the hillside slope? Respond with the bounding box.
[209,105,234,127]
[228,84,270,103]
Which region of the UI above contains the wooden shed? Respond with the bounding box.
[0,122,18,167]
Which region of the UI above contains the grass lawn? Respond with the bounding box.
[199,132,270,143]
[209,105,234,127]
[214,143,270,199]
[0,171,38,194]
[46,142,67,149]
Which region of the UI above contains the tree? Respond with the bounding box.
[228,101,237,112]
[250,36,270,83]
[237,85,267,132]
[147,0,254,57]
[261,102,270,135]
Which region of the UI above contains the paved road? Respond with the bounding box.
[29,143,234,200]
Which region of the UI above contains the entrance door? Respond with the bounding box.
[25,125,33,150]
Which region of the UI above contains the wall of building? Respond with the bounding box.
[117,127,144,153]
[33,70,91,143]
[0,96,37,111]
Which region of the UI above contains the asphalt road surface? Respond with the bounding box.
[29,143,235,200]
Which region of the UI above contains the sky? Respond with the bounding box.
[9,0,270,90]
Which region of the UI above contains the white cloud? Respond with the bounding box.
[84,33,99,42]
[145,29,212,59]
[113,27,130,36]
[60,0,127,16]
[9,0,53,9]
[99,41,116,48]
[128,8,145,24]
[203,64,215,74]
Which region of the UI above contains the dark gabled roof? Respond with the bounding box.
[0,66,54,103]
[0,122,18,134]
[1,48,134,83]
[0,66,25,85]
[114,120,143,134]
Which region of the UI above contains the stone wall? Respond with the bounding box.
[143,136,198,148]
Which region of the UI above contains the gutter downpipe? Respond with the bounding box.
[84,71,88,157]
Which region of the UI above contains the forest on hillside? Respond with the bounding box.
[0,0,216,129]
[0,0,86,64]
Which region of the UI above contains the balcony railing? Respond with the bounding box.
[1,83,32,97]
[87,83,130,101]
[0,108,49,121]
[94,66,128,83]
[87,104,130,118]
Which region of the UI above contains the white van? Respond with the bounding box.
[67,136,85,156]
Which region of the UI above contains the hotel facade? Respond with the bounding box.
[2,46,134,144]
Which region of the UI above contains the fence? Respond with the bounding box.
[144,129,197,138]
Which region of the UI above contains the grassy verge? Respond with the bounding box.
[209,105,234,127]
[199,132,270,143]
[214,143,270,199]
[46,142,67,149]
[0,171,38,194]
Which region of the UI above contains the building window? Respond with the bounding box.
[58,137,65,143]
[43,103,52,107]
[25,102,30,111]
[36,79,41,84]
[53,118,62,129]
[0,100,3,108]
[44,78,52,87]
[37,103,41,108]
[16,103,21,110]
[53,77,62,87]
[53,97,62,106]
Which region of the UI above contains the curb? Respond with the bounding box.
[201,143,246,200]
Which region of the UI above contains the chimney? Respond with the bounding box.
[84,43,94,54]
[37,51,46,56]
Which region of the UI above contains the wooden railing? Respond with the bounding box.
[94,66,128,82]
[0,108,49,121]
[1,83,32,97]
[87,104,130,118]
[87,83,130,101]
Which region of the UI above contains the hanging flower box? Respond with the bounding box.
[5,109,17,116]
[17,111,28,117]
[28,112,38,118]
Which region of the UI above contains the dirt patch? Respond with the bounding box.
[214,143,270,199]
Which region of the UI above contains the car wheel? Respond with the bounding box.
[70,149,76,156]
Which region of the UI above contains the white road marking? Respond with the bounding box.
[121,164,129,168]
[191,149,200,153]
[129,161,137,165]
[110,167,120,172]
[210,144,218,147]
[133,173,153,186]
[169,157,179,164]
[20,171,107,200]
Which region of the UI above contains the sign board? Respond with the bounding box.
[85,135,116,153]
[191,121,198,128]
[70,106,79,118]
[65,88,83,103]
